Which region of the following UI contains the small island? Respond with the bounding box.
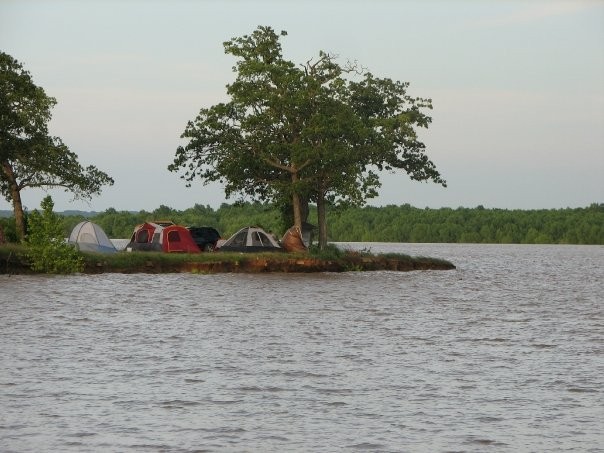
[0,244,455,275]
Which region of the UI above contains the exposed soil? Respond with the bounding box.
[82,255,455,274]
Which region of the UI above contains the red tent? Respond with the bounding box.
[126,222,201,253]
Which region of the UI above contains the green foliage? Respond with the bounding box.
[85,202,283,239]
[3,202,602,245]
[80,249,286,269]
[1,51,113,240]
[214,202,282,238]
[308,243,344,260]
[26,196,83,273]
[4,136,114,198]
[0,215,19,242]
[0,51,54,162]
[328,203,604,244]
[170,26,445,248]
[379,252,414,261]
[0,242,29,273]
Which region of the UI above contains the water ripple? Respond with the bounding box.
[1,244,602,452]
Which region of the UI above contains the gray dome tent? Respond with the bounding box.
[68,221,117,253]
[217,226,282,253]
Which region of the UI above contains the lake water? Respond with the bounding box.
[1,243,602,452]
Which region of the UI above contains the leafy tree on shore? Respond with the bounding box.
[27,195,83,273]
[0,51,114,241]
[169,26,445,248]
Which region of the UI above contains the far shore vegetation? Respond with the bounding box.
[1,202,602,246]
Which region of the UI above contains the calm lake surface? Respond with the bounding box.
[1,243,602,452]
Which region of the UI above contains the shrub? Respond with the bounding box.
[27,196,83,273]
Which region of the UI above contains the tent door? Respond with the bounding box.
[166,230,184,252]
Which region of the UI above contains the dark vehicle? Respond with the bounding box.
[187,226,221,251]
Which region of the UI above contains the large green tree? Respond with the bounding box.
[170,26,445,248]
[0,51,113,240]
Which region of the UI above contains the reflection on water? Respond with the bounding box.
[1,244,603,452]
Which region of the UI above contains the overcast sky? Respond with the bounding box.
[1,0,603,212]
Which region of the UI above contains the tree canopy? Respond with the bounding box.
[170,26,446,248]
[0,51,113,240]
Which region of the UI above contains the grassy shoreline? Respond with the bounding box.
[0,244,455,275]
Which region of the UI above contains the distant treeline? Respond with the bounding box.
[1,203,603,244]
[328,204,604,244]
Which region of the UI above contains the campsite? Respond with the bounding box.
[71,218,314,256]
[0,209,455,274]
[0,218,455,274]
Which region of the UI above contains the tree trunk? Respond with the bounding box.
[292,193,302,230]
[317,190,328,250]
[299,196,309,224]
[291,172,302,230]
[1,162,26,242]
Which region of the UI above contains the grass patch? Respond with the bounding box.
[308,243,345,260]
[379,252,414,261]
[80,249,300,272]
